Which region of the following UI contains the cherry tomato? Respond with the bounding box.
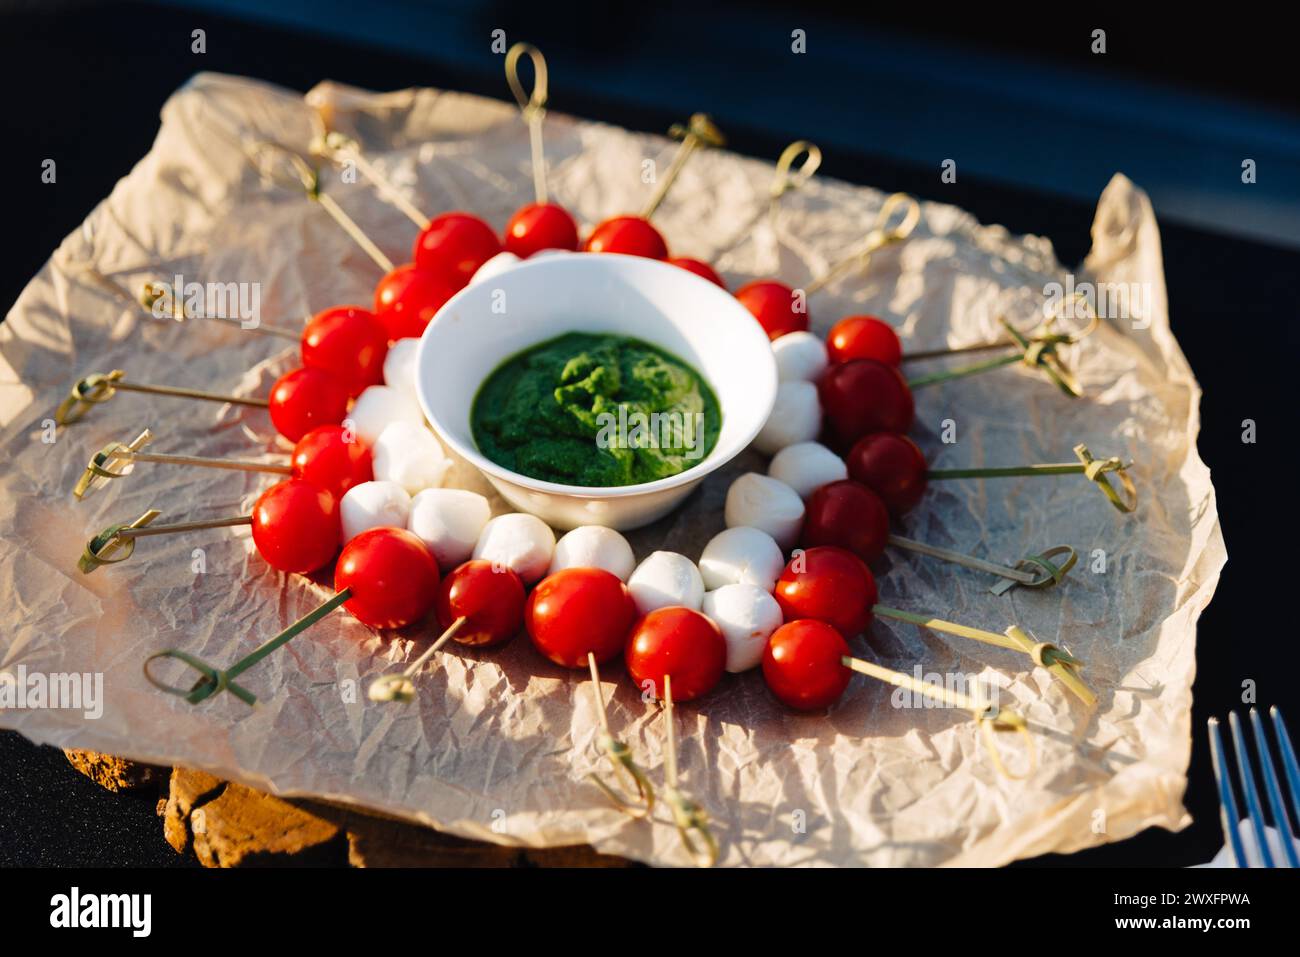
[436,560,526,648]
[846,433,928,514]
[818,359,914,446]
[503,202,580,258]
[300,306,389,397]
[803,480,891,564]
[525,567,637,668]
[292,424,373,498]
[335,527,440,630]
[827,315,902,366]
[583,216,669,259]
[373,263,458,341]
[669,257,725,289]
[762,620,851,711]
[734,280,807,340]
[268,366,350,443]
[774,545,878,639]
[412,213,502,287]
[625,607,727,702]
[250,478,341,574]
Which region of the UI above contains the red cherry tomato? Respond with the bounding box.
[334,527,440,630]
[412,213,502,287]
[250,478,341,574]
[373,263,458,340]
[774,545,878,639]
[734,280,807,340]
[436,560,526,648]
[503,202,580,258]
[583,216,669,259]
[818,358,914,446]
[803,480,891,564]
[846,433,928,514]
[668,257,725,289]
[268,367,350,443]
[625,607,727,702]
[291,424,373,498]
[827,315,902,366]
[525,567,636,668]
[763,620,851,711]
[300,306,389,397]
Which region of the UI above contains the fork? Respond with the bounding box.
[1208,706,1300,867]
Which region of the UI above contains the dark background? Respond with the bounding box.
[2,0,1297,867]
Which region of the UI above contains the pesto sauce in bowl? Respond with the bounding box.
[470,332,722,487]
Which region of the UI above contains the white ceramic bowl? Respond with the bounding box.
[414,253,777,530]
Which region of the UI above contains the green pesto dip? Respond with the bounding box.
[471,332,722,487]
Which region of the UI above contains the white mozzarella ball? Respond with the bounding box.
[753,380,821,455]
[470,251,522,286]
[340,480,412,542]
[372,421,451,495]
[472,513,556,584]
[725,473,804,550]
[768,441,849,501]
[772,331,828,382]
[382,337,421,399]
[348,385,424,447]
[698,526,785,592]
[627,551,705,615]
[702,584,785,673]
[549,525,636,581]
[407,488,492,569]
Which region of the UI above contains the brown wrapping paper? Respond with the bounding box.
[0,73,1225,866]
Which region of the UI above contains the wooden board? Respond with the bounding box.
[65,749,632,868]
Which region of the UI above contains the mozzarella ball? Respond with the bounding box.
[753,380,821,455]
[549,525,636,581]
[702,584,785,673]
[772,331,828,383]
[372,421,451,495]
[725,473,804,550]
[768,441,849,501]
[470,251,521,286]
[340,480,412,542]
[627,551,705,615]
[472,513,556,584]
[698,526,785,592]
[407,488,492,568]
[382,337,421,399]
[348,385,424,446]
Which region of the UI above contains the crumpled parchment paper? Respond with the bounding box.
[0,72,1225,866]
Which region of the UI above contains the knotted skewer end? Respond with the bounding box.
[74,429,154,500]
[585,652,656,818]
[1074,444,1138,513]
[1004,625,1097,708]
[989,544,1078,596]
[587,732,656,820]
[671,113,725,147]
[78,508,160,574]
[56,370,124,426]
[368,674,416,703]
[143,648,257,706]
[769,140,821,201]
[975,705,1037,780]
[664,785,719,868]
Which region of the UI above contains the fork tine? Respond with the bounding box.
[1209,717,1248,868]
[1229,711,1275,867]
[1270,708,1300,843]
[1249,709,1299,867]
